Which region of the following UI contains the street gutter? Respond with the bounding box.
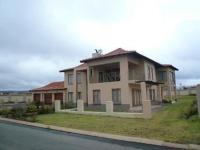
[0,117,199,150]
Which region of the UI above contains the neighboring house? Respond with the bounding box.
[59,48,178,110]
[31,81,66,105]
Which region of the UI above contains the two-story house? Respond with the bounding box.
[60,48,178,111]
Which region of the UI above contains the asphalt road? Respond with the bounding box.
[0,121,180,150]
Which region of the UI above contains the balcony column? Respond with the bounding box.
[73,69,77,103]
[141,82,152,118]
[120,57,131,105]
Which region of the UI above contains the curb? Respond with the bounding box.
[0,117,200,150]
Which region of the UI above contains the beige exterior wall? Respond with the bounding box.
[157,67,177,99]
[64,69,87,103]
[87,56,132,105]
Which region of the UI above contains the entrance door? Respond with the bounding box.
[132,89,142,106]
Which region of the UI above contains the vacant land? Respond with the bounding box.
[37,96,200,144]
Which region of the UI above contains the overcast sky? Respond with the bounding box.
[0,0,200,90]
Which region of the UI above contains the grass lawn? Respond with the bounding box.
[36,96,200,144]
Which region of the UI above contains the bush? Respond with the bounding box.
[38,105,54,114]
[65,101,76,109]
[162,99,172,103]
[10,107,26,119]
[0,109,11,117]
[182,99,198,119]
[26,104,37,113]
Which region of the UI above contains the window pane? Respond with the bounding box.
[112,89,121,104]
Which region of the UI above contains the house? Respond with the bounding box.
[31,81,66,105]
[59,48,178,111]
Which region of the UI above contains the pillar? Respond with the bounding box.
[141,82,152,118]
[55,100,61,112]
[77,99,84,112]
[157,85,162,102]
[106,101,113,113]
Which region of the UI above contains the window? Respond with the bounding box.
[158,71,167,81]
[68,92,73,102]
[151,67,154,80]
[148,66,151,80]
[98,69,120,82]
[93,90,101,104]
[99,72,103,83]
[112,89,121,104]
[149,89,155,101]
[132,89,141,106]
[68,74,73,85]
[77,92,81,100]
[90,68,93,77]
[77,73,81,84]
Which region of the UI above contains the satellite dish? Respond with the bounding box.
[94,49,103,54]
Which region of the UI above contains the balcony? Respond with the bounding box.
[89,62,120,83]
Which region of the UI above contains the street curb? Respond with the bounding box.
[0,117,200,150]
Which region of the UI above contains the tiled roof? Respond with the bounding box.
[59,63,87,72]
[31,81,65,92]
[80,48,134,63]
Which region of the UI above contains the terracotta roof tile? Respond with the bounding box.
[31,81,65,92]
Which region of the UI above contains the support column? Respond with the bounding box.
[73,69,77,103]
[52,93,55,106]
[141,82,152,119]
[77,100,84,112]
[41,93,44,103]
[55,100,61,112]
[196,84,200,117]
[157,85,162,102]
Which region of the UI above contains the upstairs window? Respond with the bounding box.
[77,73,81,84]
[68,74,73,85]
[158,71,167,81]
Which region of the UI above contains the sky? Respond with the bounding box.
[0,0,200,90]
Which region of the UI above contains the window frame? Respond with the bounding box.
[68,74,73,85]
[112,89,121,105]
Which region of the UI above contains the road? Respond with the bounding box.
[0,121,180,150]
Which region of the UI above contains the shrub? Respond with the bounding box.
[162,99,172,103]
[26,104,37,113]
[182,99,198,119]
[38,105,54,114]
[0,109,11,117]
[10,107,26,119]
[65,101,76,109]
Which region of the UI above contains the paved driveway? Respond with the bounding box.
[0,121,180,150]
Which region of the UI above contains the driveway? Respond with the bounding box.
[0,121,180,150]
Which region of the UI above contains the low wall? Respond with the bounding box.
[0,93,32,103]
[177,89,196,96]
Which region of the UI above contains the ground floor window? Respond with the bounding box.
[132,89,141,106]
[33,94,40,102]
[149,89,155,101]
[44,93,52,105]
[112,89,121,104]
[93,90,101,104]
[77,92,81,100]
[68,92,73,102]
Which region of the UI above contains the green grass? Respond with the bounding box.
[36,96,200,144]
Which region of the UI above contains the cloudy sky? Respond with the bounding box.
[0,0,200,90]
